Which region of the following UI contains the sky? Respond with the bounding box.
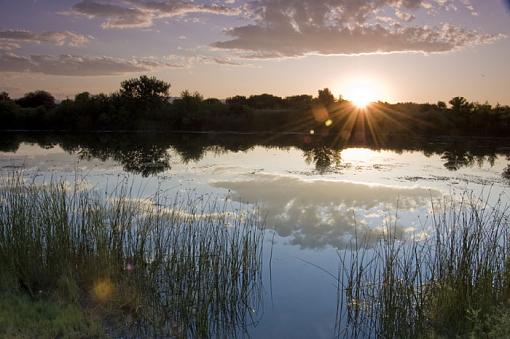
[0,0,509,104]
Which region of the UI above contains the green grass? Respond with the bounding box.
[338,191,510,338]
[0,173,264,337]
[0,293,103,338]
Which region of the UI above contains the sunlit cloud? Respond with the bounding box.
[212,0,504,57]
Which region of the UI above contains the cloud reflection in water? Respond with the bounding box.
[213,174,442,249]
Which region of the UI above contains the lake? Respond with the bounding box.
[1,132,510,338]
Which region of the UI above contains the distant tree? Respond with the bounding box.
[203,98,222,105]
[0,92,18,128]
[74,92,91,103]
[173,90,203,113]
[120,75,170,103]
[437,101,447,110]
[15,90,56,110]
[246,94,284,109]
[449,97,471,112]
[226,96,248,106]
[0,91,10,102]
[285,95,313,109]
[317,88,335,107]
[182,90,203,102]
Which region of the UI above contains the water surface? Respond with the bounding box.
[1,132,509,338]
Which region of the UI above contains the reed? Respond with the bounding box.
[338,191,510,338]
[0,172,264,337]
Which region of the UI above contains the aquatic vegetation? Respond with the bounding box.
[0,173,264,337]
[0,293,104,339]
[338,192,510,338]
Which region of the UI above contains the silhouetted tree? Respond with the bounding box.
[120,75,170,104]
[0,91,10,101]
[317,88,335,107]
[449,97,471,112]
[203,98,222,105]
[174,90,203,111]
[437,101,447,110]
[225,96,247,106]
[0,92,18,129]
[246,94,284,109]
[75,92,91,103]
[15,91,56,110]
[285,95,313,109]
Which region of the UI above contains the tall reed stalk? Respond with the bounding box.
[338,191,510,338]
[0,172,264,337]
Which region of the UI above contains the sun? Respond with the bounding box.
[350,90,373,108]
[343,78,382,108]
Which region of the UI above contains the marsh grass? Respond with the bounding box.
[0,293,104,338]
[0,173,264,338]
[338,191,510,338]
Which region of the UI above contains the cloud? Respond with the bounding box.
[213,23,502,58]
[0,30,91,49]
[127,0,241,17]
[211,0,504,57]
[67,0,240,29]
[199,55,243,65]
[0,41,21,51]
[212,174,441,249]
[70,0,153,28]
[0,52,181,76]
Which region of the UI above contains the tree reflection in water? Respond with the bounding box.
[304,146,342,173]
[1,132,510,179]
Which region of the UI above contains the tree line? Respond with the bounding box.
[1,75,509,137]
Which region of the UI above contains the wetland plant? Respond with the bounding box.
[0,173,264,337]
[338,192,510,338]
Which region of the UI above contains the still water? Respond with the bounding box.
[1,132,509,338]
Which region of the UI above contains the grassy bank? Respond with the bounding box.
[338,192,510,338]
[0,174,264,338]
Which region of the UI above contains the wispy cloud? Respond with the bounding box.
[0,53,182,76]
[66,0,241,29]
[0,30,92,50]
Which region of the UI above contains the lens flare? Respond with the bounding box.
[92,279,115,302]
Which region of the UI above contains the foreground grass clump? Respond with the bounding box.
[0,174,264,337]
[338,192,510,338]
[0,293,103,338]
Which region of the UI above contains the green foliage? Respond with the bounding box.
[487,307,510,338]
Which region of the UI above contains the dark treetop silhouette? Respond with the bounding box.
[1,76,510,138]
